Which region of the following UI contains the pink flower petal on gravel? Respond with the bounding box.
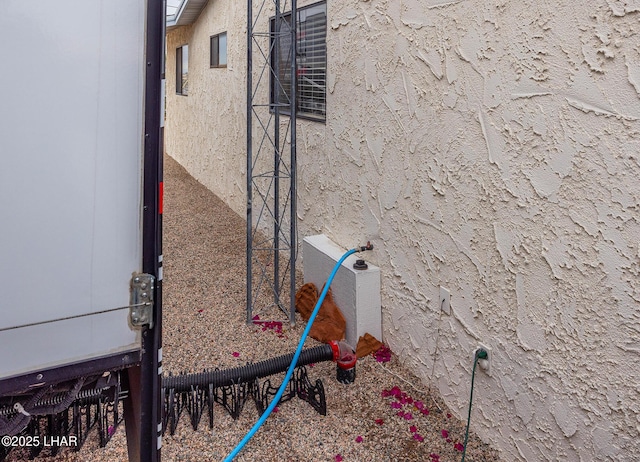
[335,455,343,462]
[232,352,240,357]
[409,425,417,433]
[454,442,464,452]
[403,413,413,420]
[374,345,392,362]
[413,433,424,442]
[355,435,363,443]
[441,429,449,439]
[391,402,402,409]
[375,418,384,425]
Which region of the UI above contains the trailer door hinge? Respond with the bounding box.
[130,273,155,329]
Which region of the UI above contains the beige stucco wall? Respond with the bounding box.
[165,0,247,217]
[166,0,640,460]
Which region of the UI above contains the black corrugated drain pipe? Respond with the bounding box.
[162,341,356,392]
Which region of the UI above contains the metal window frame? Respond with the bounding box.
[268,0,326,122]
[210,32,228,68]
[176,44,188,95]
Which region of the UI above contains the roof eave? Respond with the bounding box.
[166,0,208,31]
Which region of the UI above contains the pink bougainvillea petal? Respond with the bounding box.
[403,412,413,420]
[355,435,363,443]
[374,344,392,363]
[454,442,464,452]
[375,418,384,425]
[447,413,452,418]
[391,402,402,409]
[335,455,343,462]
[232,352,240,357]
[409,425,417,433]
[441,429,449,439]
[413,433,424,442]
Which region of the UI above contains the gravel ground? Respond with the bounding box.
[13,155,502,462]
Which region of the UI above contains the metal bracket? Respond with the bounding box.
[130,273,155,329]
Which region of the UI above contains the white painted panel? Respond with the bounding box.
[302,235,382,347]
[0,0,146,379]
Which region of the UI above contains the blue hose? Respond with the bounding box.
[224,247,358,461]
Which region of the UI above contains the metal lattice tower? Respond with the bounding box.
[247,0,297,324]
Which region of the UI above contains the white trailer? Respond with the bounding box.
[0,1,164,460]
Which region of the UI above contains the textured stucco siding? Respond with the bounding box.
[321,2,640,460]
[165,0,640,460]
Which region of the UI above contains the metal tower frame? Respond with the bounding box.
[247,0,298,324]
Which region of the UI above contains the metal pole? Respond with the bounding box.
[273,0,281,312]
[246,0,297,325]
[246,0,253,324]
[289,0,297,324]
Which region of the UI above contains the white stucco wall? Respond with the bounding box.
[165,1,640,460]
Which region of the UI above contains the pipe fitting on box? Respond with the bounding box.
[329,341,357,384]
[357,241,374,252]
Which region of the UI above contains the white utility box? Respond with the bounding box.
[302,235,382,347]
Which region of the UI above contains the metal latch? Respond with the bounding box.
[130,273,155,329]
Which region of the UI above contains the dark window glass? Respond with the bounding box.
[176,45,188,95]
[270,2,326,121]
[210,32,227,68]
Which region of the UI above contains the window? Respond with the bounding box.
[176,45,188,95]
[210,32,227,68]
[270,1,326,121]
